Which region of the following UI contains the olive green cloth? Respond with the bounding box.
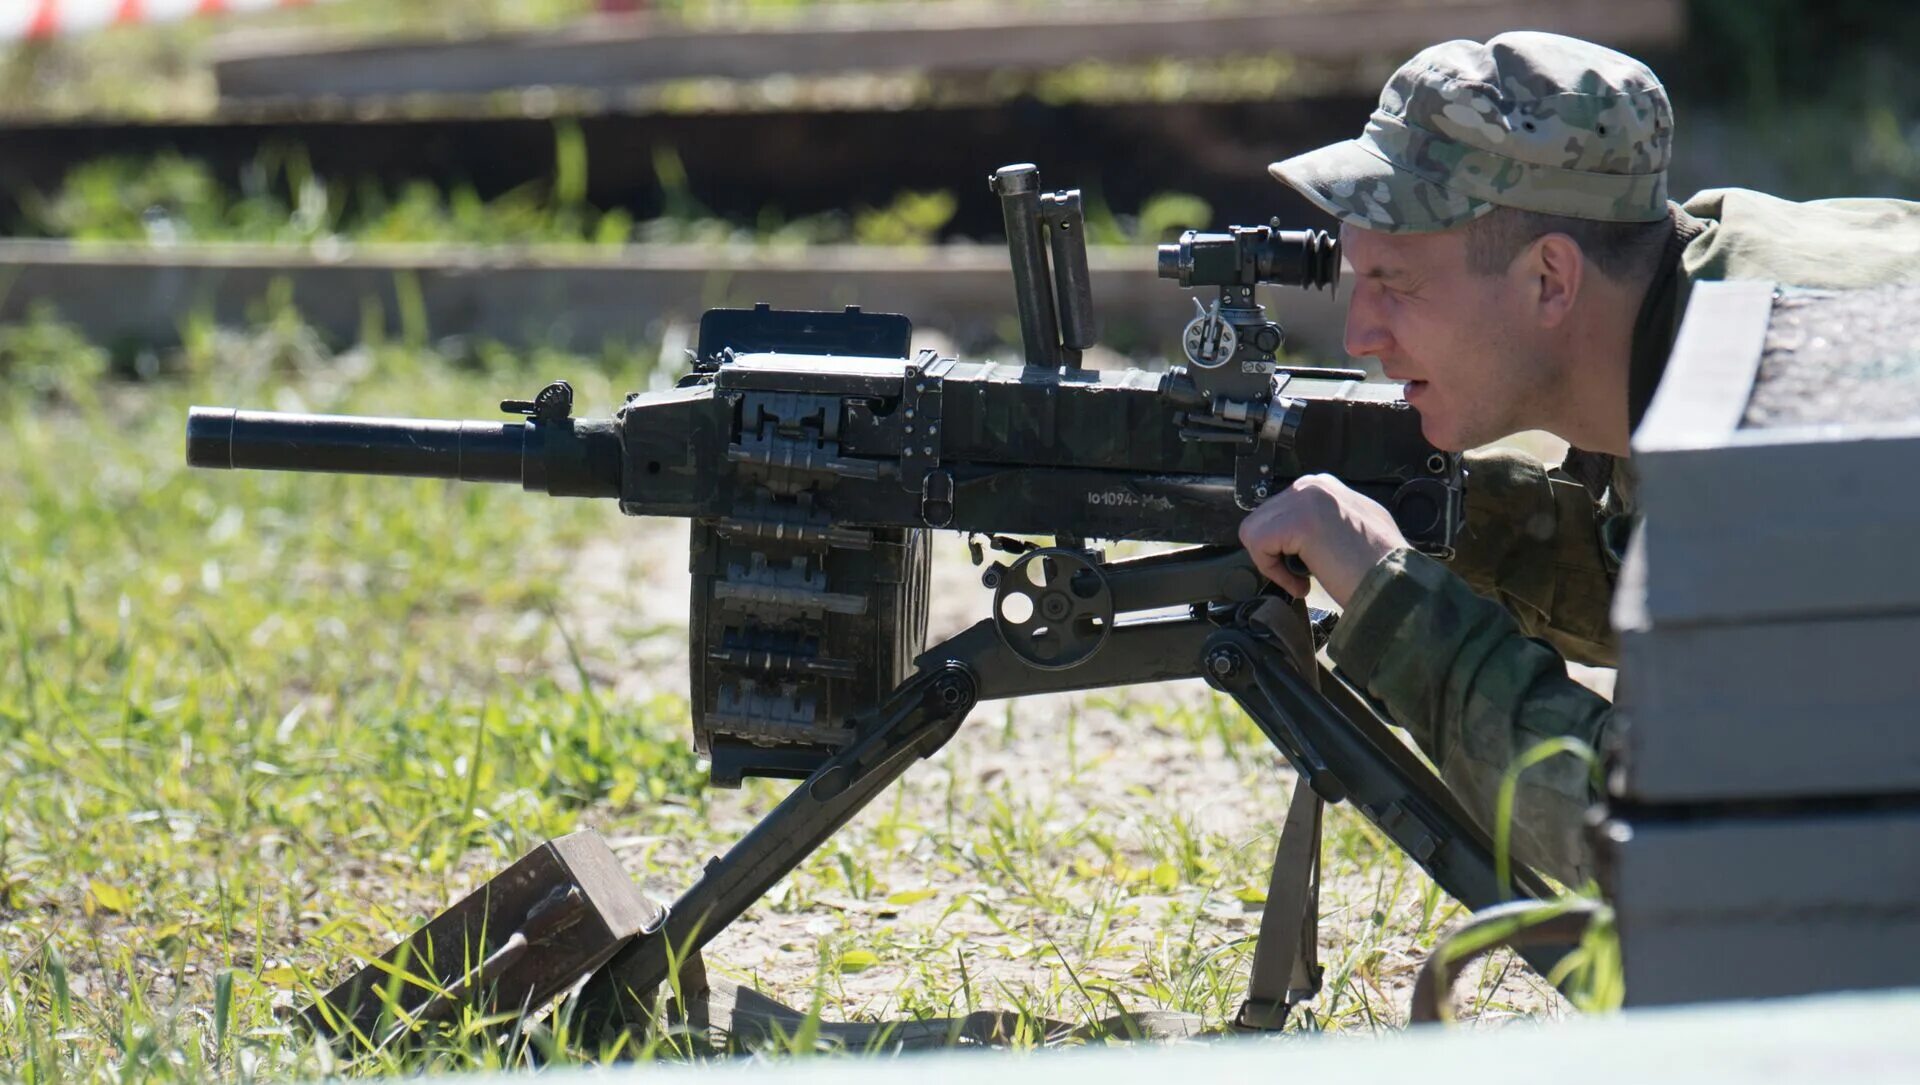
[1326,188,1920,886]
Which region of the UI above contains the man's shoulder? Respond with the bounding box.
[1679,187,1920,290]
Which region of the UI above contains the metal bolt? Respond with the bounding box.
[1259,464,1270,474]
[905,408,915,419]
[923,445,934,455]
[1206,649,1240,678]
[982,568,1002,589]
[906,425,914,434]
[916,383,926,393]
[928,425,938,435]
[1254,484,1270,499]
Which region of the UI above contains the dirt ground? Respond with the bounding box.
[554,518,1566,1037]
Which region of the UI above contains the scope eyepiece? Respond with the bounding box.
[1156,225,1339,291]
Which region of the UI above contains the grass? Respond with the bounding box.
[15,138,962,250]
[0,319,691,1077]
[0,309,1596,1079]
[13,138,1207,251]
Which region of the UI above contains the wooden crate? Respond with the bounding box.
[1612,280,1920,802]
[1606,279,1920,1006]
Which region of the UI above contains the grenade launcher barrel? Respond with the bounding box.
[185,407,623,497]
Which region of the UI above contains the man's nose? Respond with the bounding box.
[1343,292,1393,360]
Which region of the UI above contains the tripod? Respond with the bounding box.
[574,544,1565,1042]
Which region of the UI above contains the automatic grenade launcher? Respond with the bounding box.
[187,164,1457,785]
[184,165,1561,1046]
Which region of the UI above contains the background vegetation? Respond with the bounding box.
[1669,0,1920,198]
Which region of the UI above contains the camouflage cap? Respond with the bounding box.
[1270,31,1672,233]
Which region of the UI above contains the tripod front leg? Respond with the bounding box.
[578,612,1219,1043]
[576,664,979,1039]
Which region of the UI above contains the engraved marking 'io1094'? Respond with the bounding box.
[1087,489,1175,511]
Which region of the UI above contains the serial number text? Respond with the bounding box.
[1086,490,1175,511]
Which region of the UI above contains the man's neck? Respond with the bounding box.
[1550,207,1700,458]
[1543,276,1643,457]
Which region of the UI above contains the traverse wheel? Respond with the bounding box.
[993,549,1114,670]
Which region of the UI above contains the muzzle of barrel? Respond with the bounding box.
[186,407,528,482]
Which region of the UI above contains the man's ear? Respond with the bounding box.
[1526,233,1584,328]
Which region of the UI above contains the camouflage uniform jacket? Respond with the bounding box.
[1324,189,1920,887]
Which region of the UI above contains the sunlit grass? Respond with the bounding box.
[0,322,700,1078]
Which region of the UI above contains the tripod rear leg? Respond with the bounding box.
[1201,601,1574,989]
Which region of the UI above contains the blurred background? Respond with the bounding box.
[0,0,1914,373]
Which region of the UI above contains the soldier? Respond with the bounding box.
[1238,31,1920,886]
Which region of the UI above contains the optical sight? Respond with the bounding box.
[1156,225,1340,291]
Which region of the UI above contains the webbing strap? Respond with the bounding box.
[1237,599,1325,1031]
[1238,785,1323,1030]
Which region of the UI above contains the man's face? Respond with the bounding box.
[1338,222,1556,451]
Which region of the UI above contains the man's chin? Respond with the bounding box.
[1413,411,1472,454]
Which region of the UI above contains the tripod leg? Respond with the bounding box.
[577,613,1222,1048]
[1201,604,1574,987]
[576,664,978,1042]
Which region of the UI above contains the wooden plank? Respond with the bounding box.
[0,239,1351,360]
[570,987,1920,1078]
[1600,808,1920,1007]
[1626,436,1920,627]
[571,986,1920,1079]
[1633,279,1773,451]
[1623,281,1920,626]
[1621,439,1920,620]
[1613,615,1920,802]
[210,0,1684,102]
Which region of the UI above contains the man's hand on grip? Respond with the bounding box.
[1238,474,1407,606]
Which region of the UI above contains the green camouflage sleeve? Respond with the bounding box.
[1326,549,1609,887]
[1446,448,1620,668]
